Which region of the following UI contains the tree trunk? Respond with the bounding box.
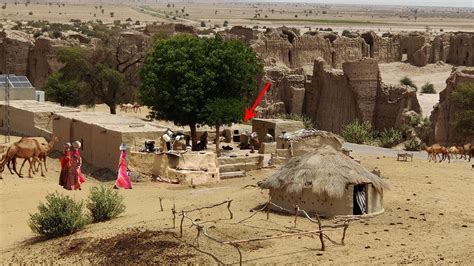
[109,104,117,114]
[215,124,221,157]
[190,123,197,151]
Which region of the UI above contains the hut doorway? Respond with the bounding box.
[353,184,367,215]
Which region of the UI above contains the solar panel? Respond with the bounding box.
[0,75,33,88]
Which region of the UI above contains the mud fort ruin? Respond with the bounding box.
[0,23,473,184]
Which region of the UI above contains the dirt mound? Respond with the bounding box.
[61,229,200,264]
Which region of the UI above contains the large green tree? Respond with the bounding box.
[140,34,262,151]
[45,31,147,114]
[450,83,474,137]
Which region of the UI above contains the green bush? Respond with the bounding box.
[28,193,90,238]
[87,185,126,223]
[341,120,374,144]
[404,138,423,151]
[379,128,402,148]
[421,82,436,94]
[400,76,418,91]
[449,83,474,136]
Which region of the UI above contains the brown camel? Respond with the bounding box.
[0,137,44,178]
[18,136,58,174]
[132,102,141,113]
[426,144,450,163]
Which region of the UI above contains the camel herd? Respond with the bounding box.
[119,103,142,113]
[425,143,473,163]
[0,136,58,178]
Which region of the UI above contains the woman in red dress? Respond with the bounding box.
[59,143,71,188]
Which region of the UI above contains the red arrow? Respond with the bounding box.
[244,82,271,122]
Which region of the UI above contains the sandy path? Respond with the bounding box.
[1,143,473,263]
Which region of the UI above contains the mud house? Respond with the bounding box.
[252,118,304,143]
[0,100,78,138]
[52,112,168,171]
[271,129,344,165]
[260,145,389,217]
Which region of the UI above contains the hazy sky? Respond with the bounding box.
[259,0,473,8]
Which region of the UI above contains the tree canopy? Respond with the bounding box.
[44,32,147,114]
[450,83,474,137]
[140,34,263,150]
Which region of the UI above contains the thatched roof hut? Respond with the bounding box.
[260,146,389,216]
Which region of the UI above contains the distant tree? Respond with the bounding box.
[201,99,244,156]
[342,29,352,37]
[294,14,298,18]
[1,4,6,10]
[44,73,81,107]
[420,82,436,94]
[215,10,217,15]
[167,3,170,8]
[450,84,474,136]
[223,20,229,27]
[110,12,114,18]
[28,11,33,15]
[51,30,62,39]
[322,10,327,14]
[400,76,418,91]
[135,20,140,25]
[126,17,132,22]
[140,35,263,150]
[51,32,147,114]
[200,21,206,27]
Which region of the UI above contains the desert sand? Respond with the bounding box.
[1,2,473,33]
[0,132,473,264]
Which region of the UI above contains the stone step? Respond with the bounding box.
[275,149,291,157]
[218,155,262,165]
[271,156,289,166]
[220,171,246,179]
[219,163,261,172]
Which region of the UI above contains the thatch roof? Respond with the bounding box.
[260,146,389,198]
[279,129,344,144]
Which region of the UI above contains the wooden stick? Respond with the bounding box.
[266,195,271,220]
[231,243,243,266]
[222,229,325,244]
[180,210,185,237]
[172,201,176,229]
[182,199,233,214]
[315,213,325,251]
[159,197,164,212]
[341,222,349,245]
[294,205,299,228]
[227,200,233,219]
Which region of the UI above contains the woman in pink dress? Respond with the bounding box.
[72,141,86,184]
[114,144,132,189]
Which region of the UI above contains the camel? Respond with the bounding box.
[17,136,58,175]
[132,102,141,113]
[0,137,45,178]
[448,146,460,159]
[426,144,450,163]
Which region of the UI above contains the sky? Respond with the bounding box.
[246,0,474,8]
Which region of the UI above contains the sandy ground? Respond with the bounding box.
[1,132,473,263]
[0,3,472,33]
[379,62,453,117]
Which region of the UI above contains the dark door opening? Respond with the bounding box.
[353,184,367,215]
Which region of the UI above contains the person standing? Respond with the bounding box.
[72,141,86,184]
[114,144,132,189]
[65,141,82,190]
[59,143,72,188]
